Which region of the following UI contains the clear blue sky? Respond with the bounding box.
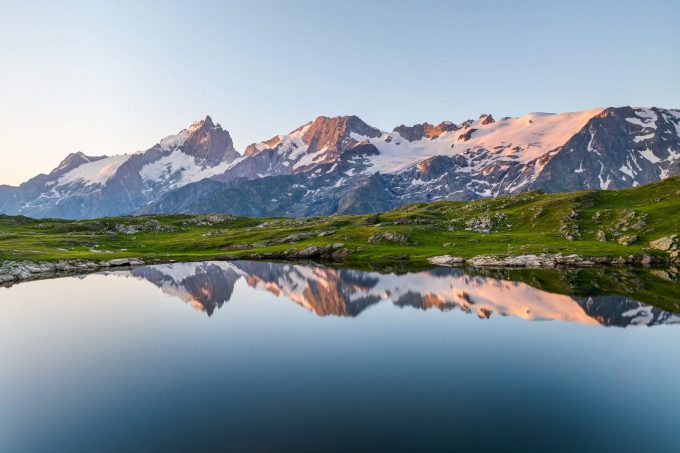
[1,0,678,185]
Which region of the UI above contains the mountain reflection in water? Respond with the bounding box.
[101,260,680,327]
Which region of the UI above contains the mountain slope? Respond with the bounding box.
[0,116,241,218]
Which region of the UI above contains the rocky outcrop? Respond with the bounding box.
[305,116,380,148]
[427,253,674,268]
[467,254,565,267]
[427,255,465,266]
[457,128,477,142]
[0,257,145,285]
[393,121,459,142]
[479,114,495,125]
[241,243,348,261]
[650,234,679,251]
[367,232,409,245]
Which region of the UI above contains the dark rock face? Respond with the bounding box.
[179,115,239,165]
[336,172,393,214]
[457,128,478,142]
[303,115,381,154]
[479,114,495,125]
[393,121,459,141]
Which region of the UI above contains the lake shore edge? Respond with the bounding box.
[2,251,678,288]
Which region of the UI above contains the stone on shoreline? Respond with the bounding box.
[468,254,557,268]
[0,257,149,287]
[105,258,145,267]
[428,255,466,266]
[458,253,604,268]
[650,235,678,251]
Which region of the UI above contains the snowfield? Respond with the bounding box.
[57,154,130,187]
[363,108,605,174]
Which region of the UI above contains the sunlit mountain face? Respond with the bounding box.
[102,261,680,327]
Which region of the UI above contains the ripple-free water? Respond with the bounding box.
[1,261,679,452]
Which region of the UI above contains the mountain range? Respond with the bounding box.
[1,106,679,219]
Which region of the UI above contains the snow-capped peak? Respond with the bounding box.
[53,151,106,175]
[159,116,215,151]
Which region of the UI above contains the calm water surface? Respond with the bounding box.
[1,261,679,452]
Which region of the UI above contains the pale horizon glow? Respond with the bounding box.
[1,0,678,186]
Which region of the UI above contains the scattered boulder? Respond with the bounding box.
[114,220,179,234]
[280,232,315,243]
[367,232,408,245]
[468,254,555,268]
[428,255,466,266]
[650,235,678,251]
[105,258,145,267]
[285,243,346,259]
[115,224,139,234]
[670,251,680,264]
[611,210,647,233]
[202,229,226,237]
[558,208,582,241]
[0,259,103,285]
[465,253,606,268]
[464,213,507,234]
[183,214,235,226]
[295,245,319,258]
[617,235,638,246]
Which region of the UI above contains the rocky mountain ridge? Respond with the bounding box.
[1,106,679,218]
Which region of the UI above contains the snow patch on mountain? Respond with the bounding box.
[361,108,604,174]
[458,109,604,161]
[633,132,655,143]
[639,148,661,164]
[626,108,658,129]
[140,149,243,189]
[57,154,130,187]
